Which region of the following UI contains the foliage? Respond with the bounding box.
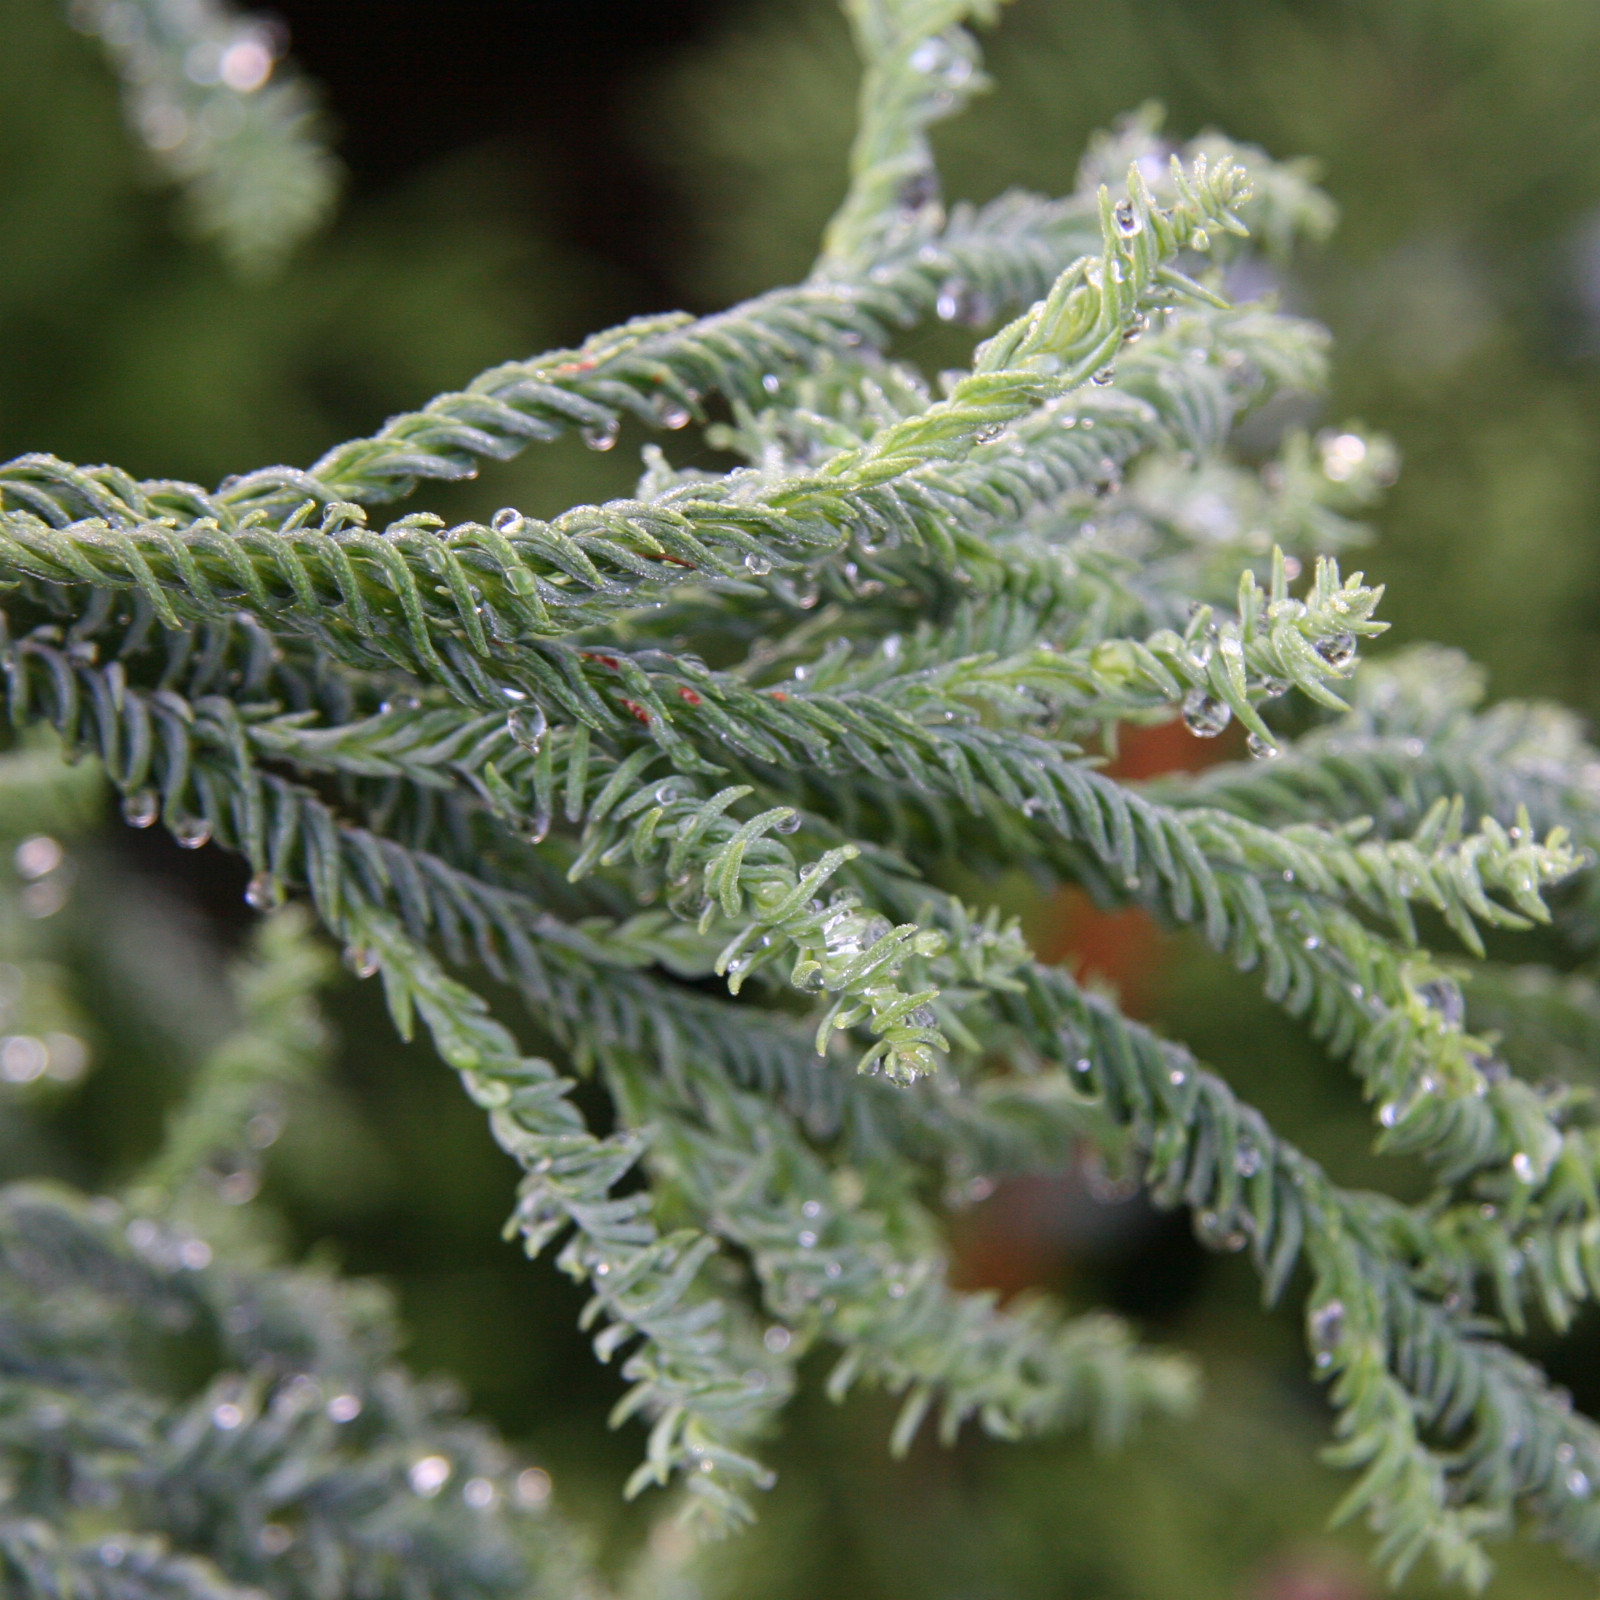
[6,0,1600,1594]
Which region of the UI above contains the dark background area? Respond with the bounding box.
[6,0,1600,1594]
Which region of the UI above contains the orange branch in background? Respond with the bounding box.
[1032,716,1237,1015]
[955,718,1238,1296]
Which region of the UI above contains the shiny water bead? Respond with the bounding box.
[580,417,619,452]
[343,945,379,980]
[409,1455,452,1498]
[173,816,212,850]
[744,552,773,575]
[1246,732,1280,760]
[774,810,802,834]
[244,872,280,912]
[514,1466,552,1505]
[1416,979,1465,1028]
[935,278,989,326]
[1308,1299,1345,1367]
[1091,365,1116,386]
[1315,631,1357,668]
[326,1392,361,1423]
[506,703,547,751]
[1113,196,1141,236]
[653,396,691,430]
[1182,689,1231,738]
[895,169,940,214]
[490,507,523,533]
[122,789,159,828]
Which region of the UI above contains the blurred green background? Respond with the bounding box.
[4,0,1600,1593]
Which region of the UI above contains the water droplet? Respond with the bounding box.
[1315,632,1357,669]
[1169,1068,1187,1087]
[762,373,782,395]
[896,168,941,214]
[244,872,280,912]
[0,1036,48,1084]
[654,398,691,430]
[122,789,159,828]
[212,1402,244,1430]
[763,1325,792,1354]
[798,1230,818,1248]
[744,552,773,576]
[934,279,989,326]
[344,945,379,980]
[174,816,212,850]
[1320,433,1367,481]
[1235,1141,1262,1178]
[507,703,547,751]
[491,508,523,534]
[974,423,1005,443]
[1303,935,1320,951]
[1511,1151,1536,1184]
[259,1523,294,1555]
[1570,1470,1592,1499]
[1257,676,1290,700]
[1074,1057,1092,1073]
[219,1168,258,1205]
[1246,732,1280,760]
[1182,690,1231,738]
[1091,365,1116,387]
[14,836,61,879]
[515,1466,552,1506]
[775,810,802,834]
[1378,1102,1400,1128]
[1416,980,1464,1029]
[581,418,619,452]
[463,1476,496,1509]
[1113,197,1141,236]
[1309,1299,1345,1360]
[801,1199,822,1218]
[409,1455,452,1498]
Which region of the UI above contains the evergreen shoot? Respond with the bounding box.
[6,0,1600,1592]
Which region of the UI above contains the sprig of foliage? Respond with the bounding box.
[10,0,1600,1588]
[65,0,338,272]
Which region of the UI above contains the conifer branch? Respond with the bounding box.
[0,153,1250,705]
[68,0,338,274]
[12,5,1600,1584]
[821,0,1005,266]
